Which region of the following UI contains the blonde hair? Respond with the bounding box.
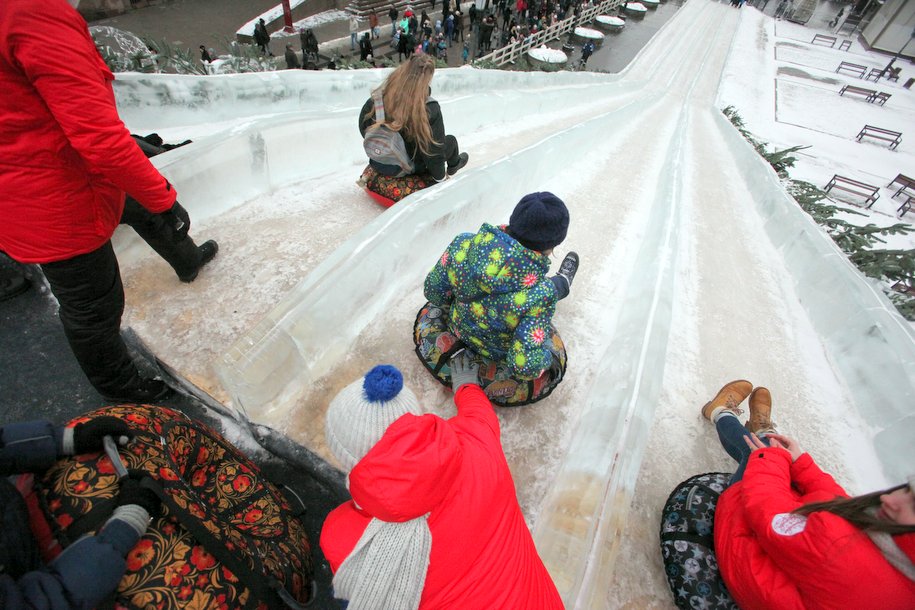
[364,55,438,155]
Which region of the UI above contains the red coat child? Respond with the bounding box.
[320,364,563,610]
[715,447,915,609]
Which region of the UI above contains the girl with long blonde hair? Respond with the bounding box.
[359,54,468,182]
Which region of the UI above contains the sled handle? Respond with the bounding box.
[103,435,129,479]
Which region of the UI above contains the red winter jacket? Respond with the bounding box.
[320,384,564,610]
[0,0,176,264]
[715,447,915,609]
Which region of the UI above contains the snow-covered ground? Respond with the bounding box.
[111,1,914,607]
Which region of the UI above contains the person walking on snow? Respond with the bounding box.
[424,193,579,382]
[350,14,361,51]
[0,0,218,403]
[254,17,271,55]
[320,362,564,609]
[284,43,301,69]
[700,380,915,609]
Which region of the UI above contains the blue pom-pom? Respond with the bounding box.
[363,365,403,402]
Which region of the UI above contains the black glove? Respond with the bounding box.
[117,477,161,518]
[72,416,133,454]
[161,201,191,241]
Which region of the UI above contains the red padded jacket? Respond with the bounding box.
[0,0,176,263]
[715,447,915,609]
[320,384,564,609]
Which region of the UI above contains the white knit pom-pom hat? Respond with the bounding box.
[325,365,421,472]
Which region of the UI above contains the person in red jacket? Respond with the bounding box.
[0,0,217,402]
[319,359,563,610]
[701,380,915,609]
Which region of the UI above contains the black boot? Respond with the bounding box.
[178,240,219,283]
[447,152,469,176]
[0,268,30,302]
[556,251,579,288]
[102,374,173,404]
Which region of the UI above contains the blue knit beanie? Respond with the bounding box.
[508,192,569,252]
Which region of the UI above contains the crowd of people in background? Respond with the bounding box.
[243,0,601,72]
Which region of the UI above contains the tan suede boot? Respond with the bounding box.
[746,387,776,434]
[701,380,752,421]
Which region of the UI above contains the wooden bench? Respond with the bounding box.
[836,61,868,78]
[897,195,914,218]
[838,40,851,51]
[865,67,884,82]
[856,125,902,150]
[872,91,892,106]
[888,174,915,198]
[839,84,877,101]
[812,34,837,47]
[824,174,881,208]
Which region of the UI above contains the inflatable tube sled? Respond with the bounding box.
[413,302,567,406]
[32,405,315,609]
[659,472,738,610]
[358,165,434,207]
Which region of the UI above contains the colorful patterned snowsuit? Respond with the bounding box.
[423,223,559,380]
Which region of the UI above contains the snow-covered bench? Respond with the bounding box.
[897,195,913,218]
[811,34,836,48]
[838,84,877,102]
[872,91,891,106]
[888,173,915,198]
[856,125,902,150]
[836,61,867,78]
[824,174,880,208]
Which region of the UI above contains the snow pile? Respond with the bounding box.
[625,2,648,13]
[237,5,349,37]
[596,15,626,28]
[573,26,605,40]
[528,45,568,63]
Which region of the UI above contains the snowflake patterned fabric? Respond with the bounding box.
[423,223,558,380]
[659,472,738,610]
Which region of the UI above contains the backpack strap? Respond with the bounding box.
[372,90,386,124]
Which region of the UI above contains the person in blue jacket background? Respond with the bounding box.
[0,416,160,609]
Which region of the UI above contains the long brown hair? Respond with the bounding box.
[363,55,438,155]
[794,483,915,535]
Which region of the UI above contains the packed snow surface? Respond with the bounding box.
[112,0,915,607]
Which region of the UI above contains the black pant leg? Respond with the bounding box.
[120,198,200,278]
[40,242,138,396]
[443,134,462,168]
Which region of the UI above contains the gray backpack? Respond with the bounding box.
[363,90,415,177]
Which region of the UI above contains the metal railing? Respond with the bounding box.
[474,0,624,67]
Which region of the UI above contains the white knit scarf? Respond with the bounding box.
[866,530,915,583]
[333,516,432,610]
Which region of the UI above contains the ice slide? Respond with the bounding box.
[113,1,914,606]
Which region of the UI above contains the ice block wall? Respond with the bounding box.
[713,110,915,483]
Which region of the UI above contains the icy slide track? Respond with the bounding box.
[113,1,914,606]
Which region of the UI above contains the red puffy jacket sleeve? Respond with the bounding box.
[6,0,176,213]
[739,448,850,576]
[452,384,500,448]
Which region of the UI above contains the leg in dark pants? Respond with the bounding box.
[443,134,463,168]
[40,242,139,397]
[716,412,770,486]
[120,198,202,280]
